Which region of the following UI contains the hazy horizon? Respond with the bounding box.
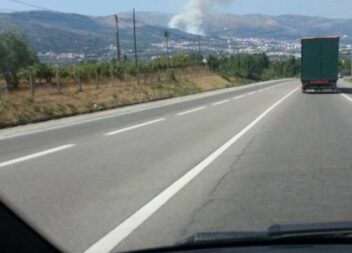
[0,9,350,20]
[1,0,352,19]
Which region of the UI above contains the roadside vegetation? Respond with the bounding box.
[0,30,299,128]
[339,54,352,77]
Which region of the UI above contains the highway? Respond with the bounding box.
[1,79,352,253]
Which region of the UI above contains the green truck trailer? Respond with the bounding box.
[301,36,340,93]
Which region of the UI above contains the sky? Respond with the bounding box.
[1,0,352,19]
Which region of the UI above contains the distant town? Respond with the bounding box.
[37,36,352,64]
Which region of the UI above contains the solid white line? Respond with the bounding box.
[341,93,352,103]
[0,144,75,169]
[176,106,207,116]
[212,99,230,106]
[233,94,245,100]
[83,87,299,253]
[105,118,166,136]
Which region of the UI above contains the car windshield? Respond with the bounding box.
[0,0,352,253]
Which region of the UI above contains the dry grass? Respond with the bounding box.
[0,66,237,128]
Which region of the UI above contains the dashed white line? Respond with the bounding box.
[212,99,230,106]
[83,87,299,253]
[247,91,257,95]
[341,93,352,103]
[105,118,166,136]
[0,144,75,169]
[233,94,245,100]
[176,106,207,116]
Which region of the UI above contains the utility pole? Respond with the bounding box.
[197,35,201,55]
[78,70,82,92]
[29,68,34,98]
[110,63,114,85]
[114,14,121,62]
[350,52,352,77]
[95,68,99,89]
[164,30,170,68]
[55,67,61,94]
[133,8,138,67]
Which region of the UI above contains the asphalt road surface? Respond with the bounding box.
[1,79,352,253]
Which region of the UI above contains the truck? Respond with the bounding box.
[301,36,340,93]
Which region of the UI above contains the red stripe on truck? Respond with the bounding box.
[310,80,330,85]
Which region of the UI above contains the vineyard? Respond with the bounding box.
[0,29,299,128]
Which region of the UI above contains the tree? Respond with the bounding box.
[283,56,297,77]
[171,53,190,68]
[207,54,219,72]
[34,63,54,84]
[339,58,351,76]
[0,29,38,89]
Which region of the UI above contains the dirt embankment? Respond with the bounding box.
[0,67,245,128]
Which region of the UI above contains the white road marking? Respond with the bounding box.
[0,80,292,141]
[0,144,75,169]
[105,118,166,136]
[247,91,257,95]
[341,93,352,103]
[83,87,299,253]
[212,99,230,106]
[176,106,207,116]
[233,94,245,100]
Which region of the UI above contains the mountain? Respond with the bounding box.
[0,11,112,56]
[0,11,195,62]
[117,11,173,27]
[203,13,352,39]
[0,11,351,63]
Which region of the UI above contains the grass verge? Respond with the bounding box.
[0,67,249,128]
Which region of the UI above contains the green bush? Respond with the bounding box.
[0,29,38,88]
[34,63,54,83]
[17,51,299,86]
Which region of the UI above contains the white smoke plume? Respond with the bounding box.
[169,0,233,35]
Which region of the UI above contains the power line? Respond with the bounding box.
[0,8,18,12]
[9,0,52,11]
[168,31,199,42]
[139,26,198,43]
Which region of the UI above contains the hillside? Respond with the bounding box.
[0,10,351,62]
[205,13,352,39]
[108,11,352,40]
[0,11,196,62]
[0,66,233,128]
